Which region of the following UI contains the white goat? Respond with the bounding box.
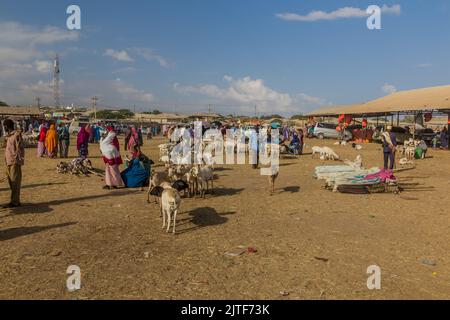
[322,146,340,160]
[312,146,324,158]
[161,188,181,234]
[194,164,214,198]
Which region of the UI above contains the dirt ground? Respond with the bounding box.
[0,136,449,300]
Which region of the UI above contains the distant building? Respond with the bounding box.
[133,113,186,124]
[187,113,222,122]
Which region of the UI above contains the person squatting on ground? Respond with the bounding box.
[3,119,25,208]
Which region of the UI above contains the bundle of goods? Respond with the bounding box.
[56,158,104,177]
[22,132,38,148]
[315,165,399,194]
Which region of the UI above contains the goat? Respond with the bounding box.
[161,188,181,234]
[149,181,186,234]
[321,146,340,160]
[194,164,214,198]
[267,166,279,195]
[312,146,324,158]
[147,171,167,203]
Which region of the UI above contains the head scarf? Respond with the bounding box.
[38,126,47,142]
[128,127,138,150]
[45,124,58,154]
[100,130,123,165]
[77,126,90,150]
[107,126,120,151]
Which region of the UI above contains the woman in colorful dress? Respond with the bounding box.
[77,126,90,158]
[45,124,58,158]
[37,126,47,157]
[127,126,140,159]
[100,127,124,190]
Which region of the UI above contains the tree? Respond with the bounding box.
[90,109,135,120]
[0,101,8,107]
[291,114,307,120]
[152,109,161,115]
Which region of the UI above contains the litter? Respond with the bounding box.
[421,259,437,267]
[224,246,247,257]
[314,256,329,262]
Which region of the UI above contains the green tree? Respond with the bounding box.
[0,101,8,107]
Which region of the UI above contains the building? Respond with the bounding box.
[133,113,186,124]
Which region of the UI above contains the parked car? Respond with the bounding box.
[373,126,436,145]
[415,128,436,146]
[313,122,352,141]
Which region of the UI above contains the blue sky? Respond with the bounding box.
[0,0,449,116]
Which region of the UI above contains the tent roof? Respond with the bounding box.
[0,106,42,116]
[306,84,450,117]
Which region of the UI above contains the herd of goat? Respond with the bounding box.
[54,135,424,235]
[147,142,217,234]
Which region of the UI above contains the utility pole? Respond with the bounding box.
[254,105,257,119]
[53,54,60,108]
[92,96,98,120]
[208,104,212,115]
[35,97,41,109]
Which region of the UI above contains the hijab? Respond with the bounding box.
[45,124,58,153]
[77,126,90,150]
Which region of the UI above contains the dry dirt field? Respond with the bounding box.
[0,136,449,300]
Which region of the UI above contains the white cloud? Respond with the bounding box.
[130,47,170,67]
[0,21,78,105]
[174,75,326,115]
[104,49,134,62]
[381,83,397,94]
[34,60,53,74]
[416,63,432,68]
[113,79,154,103]
[0,22,79,46]
[276,4,400,22]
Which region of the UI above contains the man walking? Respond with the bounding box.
[3,119,24,208]
[381,125,397,171]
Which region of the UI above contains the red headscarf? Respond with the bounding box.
[38,126,47,142]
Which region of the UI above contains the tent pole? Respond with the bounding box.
[397,112,400,127]
[448,112,450,150]
[413,111,416,140]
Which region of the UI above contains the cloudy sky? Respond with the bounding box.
[1,0,450,116]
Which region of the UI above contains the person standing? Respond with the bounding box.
[58,123,70,158]
[127,126,141,159]
[45,124,58,159]
[124,126,132,150]
[381,125,397,171]
[100,127,124,190]
[440,127,448,149]
[3,119,24,208]
[77,126,90,158]
[37,126,47,157]
[298,129,304,155]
